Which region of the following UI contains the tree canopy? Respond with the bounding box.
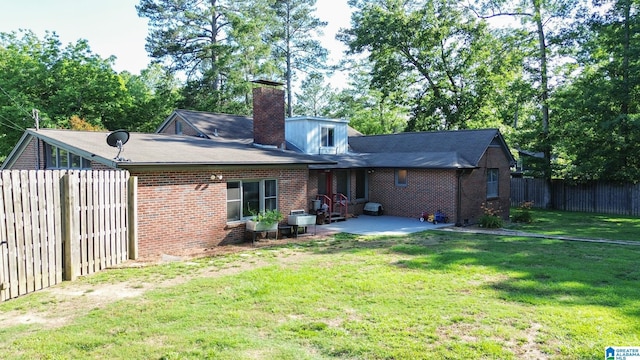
[0,30,178,161]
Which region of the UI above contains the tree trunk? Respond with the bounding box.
[285,0,293,118]
[534,0,552,208]
[622,0,631,115]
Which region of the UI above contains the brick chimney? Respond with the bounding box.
[252,80,285,148]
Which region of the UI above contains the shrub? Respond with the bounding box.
[511,201,534,223]
[252,209,283,226]
[479,203,504,228]
[479,214,504,228]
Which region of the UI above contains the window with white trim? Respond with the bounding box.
[226,179,278,222]
[487,168,499,198]
[321,127,335,147]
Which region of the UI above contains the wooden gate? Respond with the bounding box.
[0,170,137,302]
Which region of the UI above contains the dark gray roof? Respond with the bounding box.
[311,152,474,169]
[160,109,254,143]
[160,109,364,142]
[314,129,514,169]
[3,129,334,169]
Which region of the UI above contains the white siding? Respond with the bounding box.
[286,116,350,154]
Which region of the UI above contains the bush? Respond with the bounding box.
[511,201,534,223]
[249,209,283,226]
[511,211,533,223]
[479,214,504,228]
[479,202,504,228]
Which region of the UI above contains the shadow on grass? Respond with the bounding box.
[311,230,640,323]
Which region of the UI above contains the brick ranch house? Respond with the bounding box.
[159,86,515,227]
[2,84,514,258]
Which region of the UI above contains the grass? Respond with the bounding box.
[0,210,639,359]
[505,208,640,241]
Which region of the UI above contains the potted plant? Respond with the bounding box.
[246,209,283,232]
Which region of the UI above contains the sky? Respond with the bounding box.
[0,0,352,79]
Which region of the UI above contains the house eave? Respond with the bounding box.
[1,131,32,169]
[118,163,318,172]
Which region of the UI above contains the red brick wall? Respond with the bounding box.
[130,167,308,258]
[458,147,512,223]
[9,137,45,170]
[252,86,285,147]
[368,169,457,220]
[354,148,511,225]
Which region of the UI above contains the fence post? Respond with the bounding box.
[127,176,138,260]
[62,173,80,281]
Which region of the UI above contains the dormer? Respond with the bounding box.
[285,116,350,155]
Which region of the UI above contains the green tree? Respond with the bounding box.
[46,39,127,129]
[137,0,274,113]
[293,72,333,116]
[266,0,328,117]
[341,0,519,132]
[0,30,183,163]
[0,31,132,160]
[551,0,640,182]
[327,66,408,134]
[471,0,585,204]
[119,64,182,132]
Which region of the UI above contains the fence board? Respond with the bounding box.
[28,171,41,292]
[97,171,106,270]
[14,171,28,296]
[51,171,63,284]
[3,173,18,299]
[0,174,7,301]
[37,171,50,289]
[118,171,128,262]
[110,171,118,265]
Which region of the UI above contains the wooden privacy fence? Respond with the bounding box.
[511,177,640,216]
[0,170,138,302]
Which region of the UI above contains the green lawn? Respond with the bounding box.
[505,208,640,241]
[0,211,638,359]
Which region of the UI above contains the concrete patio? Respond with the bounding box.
[311,214,452,236]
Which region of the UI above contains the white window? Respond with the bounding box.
[395,169,408,187]
[226,179,278,222]
[175,121,182,134]
[487,168,499,198]
[321,127,335,147]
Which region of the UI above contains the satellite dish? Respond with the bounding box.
[106,130,130,161]
[106,130,129,147]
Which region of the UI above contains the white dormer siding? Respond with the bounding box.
[286,116,350,155]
